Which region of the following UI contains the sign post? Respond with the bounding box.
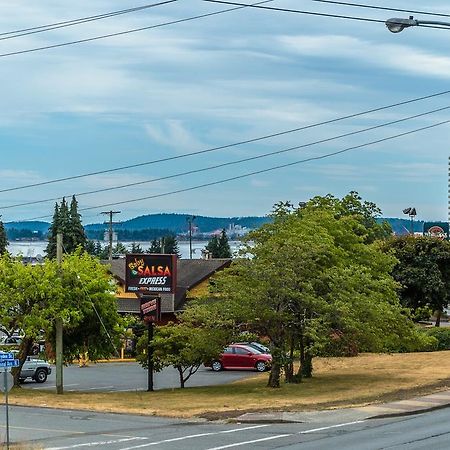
[125,254,175,392]
[0,353,19,450]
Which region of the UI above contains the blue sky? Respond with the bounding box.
[1,0,450,224]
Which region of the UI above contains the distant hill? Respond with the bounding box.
[5,215,440,240]
[84,213,271,234]
[4,221,50,233]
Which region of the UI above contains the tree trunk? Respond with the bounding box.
[284,336,294,383]
[435,310,442,327]
[301,352,313,378]
[12,337,33,386]
[177,366,185,389]
[267,362,281,388]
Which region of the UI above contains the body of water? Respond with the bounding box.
[8,240,243,259]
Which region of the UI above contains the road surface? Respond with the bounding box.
[1,404,450,449]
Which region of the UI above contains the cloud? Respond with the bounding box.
[278,34,450,79]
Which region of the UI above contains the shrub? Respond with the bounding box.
[425,328,450,350]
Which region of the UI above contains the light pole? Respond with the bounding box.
[386,16,450,33]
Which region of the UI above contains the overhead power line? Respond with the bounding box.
[0,0,275,58]
[0,1,179,42]
[1,89,449,196]
[3,104,450,211]
[204,0,384,24]
[308,0,450,19]
[22,118,450,221]
[204,0,450,30]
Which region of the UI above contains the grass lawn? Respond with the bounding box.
[8,352,450,419]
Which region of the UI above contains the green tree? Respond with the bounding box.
[0,219,8,254]
[0,251,120,384]
[147,239,161,253]
[46,202,60,259]
[67,195,87,253]
[211,198,424,388]
[137,322,227,388]
[46,196,86,258]
[161,235,181,257]
[383,236,450,326]
[206,229,232,258]
[130,242,143,253]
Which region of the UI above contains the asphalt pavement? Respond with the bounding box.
[22,361,254,392]
[2,403,450,449]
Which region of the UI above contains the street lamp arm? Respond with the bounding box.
[386,16,450,33]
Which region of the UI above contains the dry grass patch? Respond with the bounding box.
[8,352,450,419]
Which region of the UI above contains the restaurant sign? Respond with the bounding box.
[125,254,177,294]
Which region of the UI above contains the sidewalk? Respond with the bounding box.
[235,390,450,424]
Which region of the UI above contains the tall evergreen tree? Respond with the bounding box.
[67,195,87,252]
[46,196,86,258]
[217,229,232,258]
[162,235,181,258]
[46,202,61,259]
[206,229,232,258]
[147,239,161,253]
[0,219,8,254]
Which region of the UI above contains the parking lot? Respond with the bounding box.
[22,361,255,392]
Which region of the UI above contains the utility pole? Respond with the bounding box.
[101,211,121,261]
[187,216,196,259]
[56,233,63,394]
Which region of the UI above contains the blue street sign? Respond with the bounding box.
[0,360,19,368]
[0,353,14,360]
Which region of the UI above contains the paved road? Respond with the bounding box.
[1,405,450,449]
[22,362,254,392]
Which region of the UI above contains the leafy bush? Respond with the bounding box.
[425,328,450,350]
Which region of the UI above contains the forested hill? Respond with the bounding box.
[84,213,271,233]
[4,215,435,239]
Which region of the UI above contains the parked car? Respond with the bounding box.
[206,344,272,372]
[8,352,52,383]
[1,336,23,346]
[234,341,271,354]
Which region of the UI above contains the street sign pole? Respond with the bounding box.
[4,370,9,450]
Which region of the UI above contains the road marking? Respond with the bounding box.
[206,434,292,449]
[299,420,366,434]
[119,425,270,450]
[86,386,115,390]
[46,437,147,449]
[205,420,366,449]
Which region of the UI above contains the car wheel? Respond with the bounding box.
[34,368,47,383]
[19,378,25,384]
[255,361,266,372]
[211,361,223,372]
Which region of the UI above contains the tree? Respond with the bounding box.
[147,239,161,253]
[383,236,450,326]
[137,322,227,388]
[0,219,8,254]
[162,235,181,257]
[67,195,87,252]
[130,242,143,253]
[206,229,232,258]
[0,251,120,384]
[210,196,425,388]
[46,196,87,258]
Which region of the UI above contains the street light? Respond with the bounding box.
[403,207,417,235]
[386,16,450,33]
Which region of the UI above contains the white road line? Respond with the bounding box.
[299,420,366,434]
[86,386,115,390]
[46,437,147,449]
[119,425,270,450]
[206,434,292,449]
[206,420,367,450]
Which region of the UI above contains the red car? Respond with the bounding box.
[207,344,272,372]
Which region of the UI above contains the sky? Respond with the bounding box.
[1,0,450,225]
